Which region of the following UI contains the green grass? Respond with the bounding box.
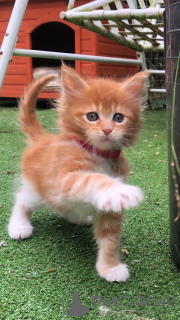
[0,107,180,320]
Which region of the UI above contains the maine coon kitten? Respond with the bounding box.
[8,64,148,282]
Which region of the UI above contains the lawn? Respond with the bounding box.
[0,106,180,320]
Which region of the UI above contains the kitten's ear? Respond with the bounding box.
[60,63,88,97]
[121,71,149,100]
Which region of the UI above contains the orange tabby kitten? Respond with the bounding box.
[8,64,148,282]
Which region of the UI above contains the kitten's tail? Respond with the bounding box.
[19,74,57,142]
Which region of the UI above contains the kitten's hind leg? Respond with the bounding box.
[8,181,41,240]
[93,213,129,282]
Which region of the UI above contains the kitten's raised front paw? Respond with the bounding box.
[98,263,129,282]
[97,184,143,213]
[120,185,143,210]
[8,218,33,240]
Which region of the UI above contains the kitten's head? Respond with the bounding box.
[58,64,149,151]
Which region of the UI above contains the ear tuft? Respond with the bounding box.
[61,63,88,98]
[121,71,149,100]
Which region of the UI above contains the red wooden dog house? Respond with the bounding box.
[0,0,139,99]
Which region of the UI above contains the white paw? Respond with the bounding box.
[97,184,143,213]
[104,263,129,282]
[8,218,33,240]
[119,184,144,210]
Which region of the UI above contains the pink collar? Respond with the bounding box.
[73,136,121,159]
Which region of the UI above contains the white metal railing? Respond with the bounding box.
[13,48,142,65]
[60,0,165,93]
[60,0,165,52]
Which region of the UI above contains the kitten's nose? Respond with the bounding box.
[102,128,112,136]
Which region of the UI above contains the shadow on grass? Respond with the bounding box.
[32,211,96,263]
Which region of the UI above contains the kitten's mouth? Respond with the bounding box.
[101,136,111,142]
[98,137,119,151]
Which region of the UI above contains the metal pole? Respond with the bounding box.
[13,48,143,65]
[149,88,166,93]
[164,0,180,267]
[61,8,165,20]
[0,0,29,90]
[66,0,115,13]
[148,70,165,74]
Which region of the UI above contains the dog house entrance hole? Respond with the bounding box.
[31,22,75,71]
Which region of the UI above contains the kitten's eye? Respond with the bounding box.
[86,112,99,122]
[113,113,124,123]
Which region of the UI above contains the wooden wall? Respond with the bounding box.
[97,35,138,79]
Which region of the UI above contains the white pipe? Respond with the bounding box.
[148,70,165,74]
[68,0,75,10]
[13,48,143,65]
[60,7,164,20]
[0,0,29,90]
[149,88,166,92]
[66,0,115,12]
